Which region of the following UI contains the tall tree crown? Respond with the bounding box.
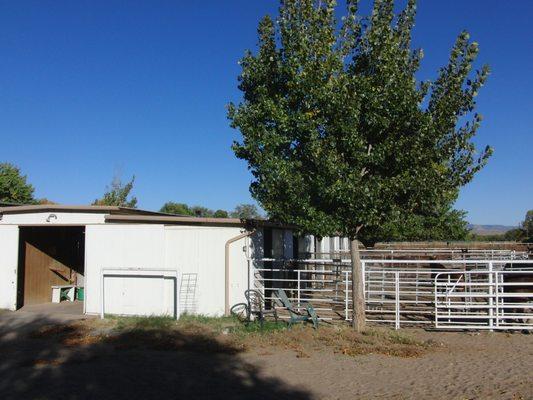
[0,163,35,204]
[228,0,491,243]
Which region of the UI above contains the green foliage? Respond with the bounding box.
[228,0,491,244]
[159,202,258,219]
[230,203,262,219]
[160,202,194,215]
[468,233,506,242]
[0,163,35,204]
[378,207,469,242]
[190,206,214,217]
[523,210,533,242]
[213,209,229,218]
[503,228,526,242]
[93,175,137,208]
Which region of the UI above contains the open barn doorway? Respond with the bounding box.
[16,226,85,312]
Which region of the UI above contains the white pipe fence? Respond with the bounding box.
[251,258,532,330]
[300,249,530,261]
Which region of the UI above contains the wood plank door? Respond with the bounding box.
[23,242,72,305]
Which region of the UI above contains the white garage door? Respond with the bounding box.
[102,270,178,318]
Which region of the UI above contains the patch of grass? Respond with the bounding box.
[175,314,286,335]
[239,320,287,334]
[387,331,420,346]
[110,315,176,331]
[34,315,437,359]
[177,313,237,333]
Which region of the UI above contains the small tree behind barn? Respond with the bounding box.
[228,0,492,331]
[93,175,138,208]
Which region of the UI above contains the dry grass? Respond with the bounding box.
[30,322,101,346]
[28,316,437,358]
[241,324,436,358]
[32,358,66,367]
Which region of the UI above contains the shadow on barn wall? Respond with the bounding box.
[0,312,313,400]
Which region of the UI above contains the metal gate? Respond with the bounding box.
[434,269,533,330]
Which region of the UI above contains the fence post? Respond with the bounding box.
[415,270,419,305]
[434,273,438,328]
[488,261,494,331]
[345,271,349,321]
[447,274,451,322]
[297,269,301,310]
[395,271,400,330]
[362,261,367,324]
[494,271,499,328]
[362,261,366,296]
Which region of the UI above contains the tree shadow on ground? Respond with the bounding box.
[0,314,314,400]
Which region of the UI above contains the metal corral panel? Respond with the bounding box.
[0,225,18,310]
[164,226,251,316]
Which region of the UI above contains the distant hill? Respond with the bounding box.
[468,224,517,236]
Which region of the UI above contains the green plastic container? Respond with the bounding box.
[76,287,84,301]
[60,288,70,301]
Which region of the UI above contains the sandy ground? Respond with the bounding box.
[244,329,532,400]
[0,309,531,400]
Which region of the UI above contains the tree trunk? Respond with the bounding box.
[350,239,366,331]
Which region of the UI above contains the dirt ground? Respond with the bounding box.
[0,310,531,400]
[245,329,532,400]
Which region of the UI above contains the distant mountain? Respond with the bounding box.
[468,224,517,236]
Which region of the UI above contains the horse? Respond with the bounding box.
[501,263,533,326]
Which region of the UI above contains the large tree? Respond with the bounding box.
[228,0,491,330]
[93,175,137,208]
[0,163,35,204]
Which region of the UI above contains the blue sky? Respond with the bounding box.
[0,1,531,225]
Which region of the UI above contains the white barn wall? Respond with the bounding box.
[85,223,251,317]
[0,226,19,310]
[84,224,166,315]
[299,234,315,256]
[0,212,106,225]
[164,226,250,316]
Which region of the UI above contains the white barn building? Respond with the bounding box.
[0,205,327,318]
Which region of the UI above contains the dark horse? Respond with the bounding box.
[501,263,533,326]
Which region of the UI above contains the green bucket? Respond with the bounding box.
[76,287,85,301]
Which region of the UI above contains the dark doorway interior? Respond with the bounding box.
[17,226,85,308]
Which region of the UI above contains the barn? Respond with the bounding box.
[0,204,300,318]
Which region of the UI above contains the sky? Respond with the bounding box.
[0,1,531,226]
